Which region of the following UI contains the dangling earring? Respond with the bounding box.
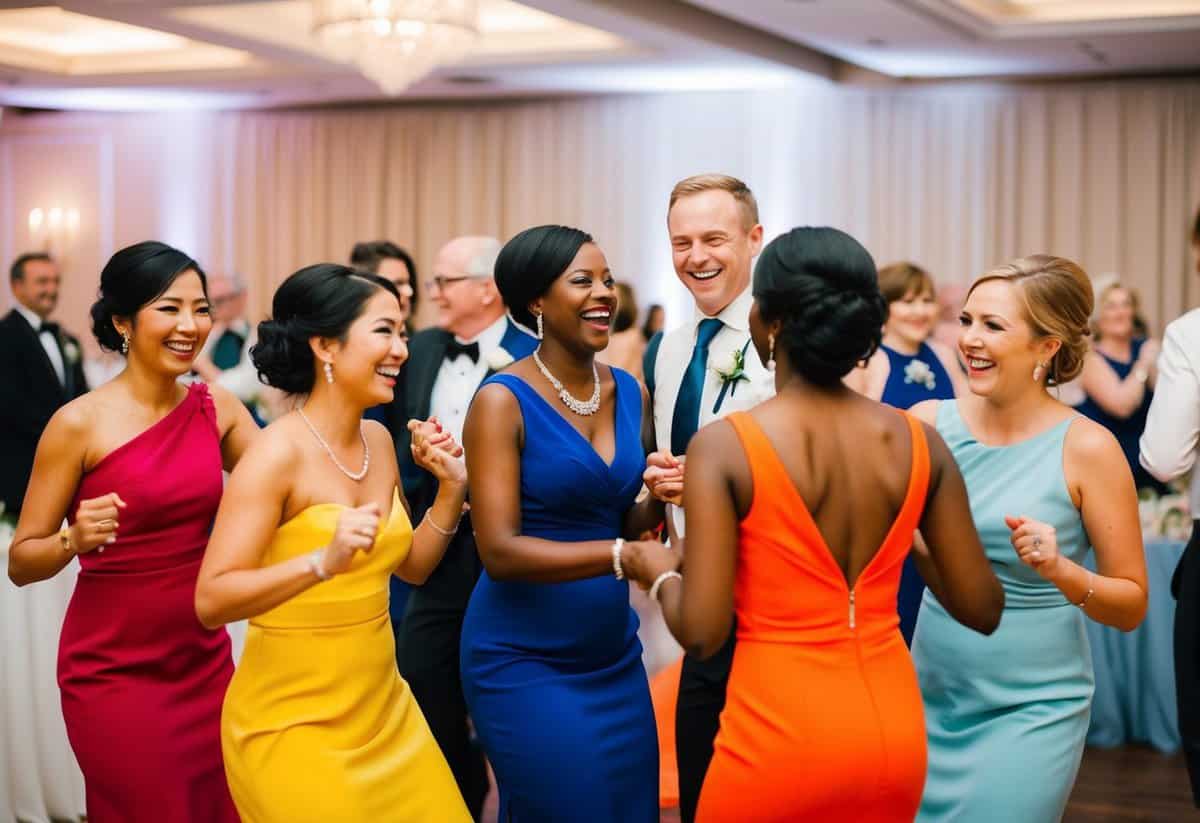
[120,332,130,356]
[535,312,544,341]
[324,361,334,384]
[1032,361,1046,383]
[767,333,777,373]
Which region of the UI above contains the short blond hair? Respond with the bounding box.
[967,254,1094,385]
[668,174,759,230]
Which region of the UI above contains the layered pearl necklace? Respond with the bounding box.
[532,348,600,416]
[297,407,370,481]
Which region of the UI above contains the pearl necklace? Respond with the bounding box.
[297,408,370,481]
[532,349,601,416]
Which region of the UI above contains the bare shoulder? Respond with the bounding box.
[908,398,942,426]
[470,380,521,416]
[206,381,244,421]
[1063,414,1123,463]
[234,417,302,478]
[689,416,739,460]
[362,418,394,448]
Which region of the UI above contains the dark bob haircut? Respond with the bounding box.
[350,240,419,313]
[493,225,593,331]
[252,263,400,395]
[90,241,205,353]
[753,226,886,386]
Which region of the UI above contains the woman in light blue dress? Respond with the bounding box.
[910,254,1149,822]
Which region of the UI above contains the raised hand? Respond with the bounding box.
[70,492,127,554]
[413,435,468,487]
[320,503,381,576]
[408,417,463,461]
[1005,514,1060,579]
[643,450,685,506]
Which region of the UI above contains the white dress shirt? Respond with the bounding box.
[647,287,775,535]
[14,302,65,386]
[1140,307,1200,514]
[431,314,508,448]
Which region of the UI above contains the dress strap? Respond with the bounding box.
[725,411,794,499]
[896,412,931,533]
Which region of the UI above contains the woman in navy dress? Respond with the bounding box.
[846,262,965,643]
[1074,281,1167,494]
[461,225,670,822]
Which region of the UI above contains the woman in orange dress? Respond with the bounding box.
[630,226,1005,821]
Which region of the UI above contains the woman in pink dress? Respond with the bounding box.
[8,241,257,822]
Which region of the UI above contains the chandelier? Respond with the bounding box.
[312,0,480,95]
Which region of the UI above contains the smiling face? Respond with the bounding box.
[1096,286,1137,342]
[668,189,763,317]
[958,279,1060,398]
[532,242,616,353]
[114,270,212,377]
[12,257,61,320]
[319,287,409,407]
[885,285,938,350]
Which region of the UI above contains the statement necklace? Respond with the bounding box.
[297,407,370,481]
[532,349,601,416]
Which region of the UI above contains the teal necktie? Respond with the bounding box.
[671,318,723,456]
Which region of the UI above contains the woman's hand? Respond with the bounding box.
[320,503,381,576]
[1005,515,1060,580]
[69,492,127,553]
[643,450,685,506]
[620,539,681,590]
[408,417,466,487]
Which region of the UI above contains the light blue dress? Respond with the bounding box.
[912,401,1094,822]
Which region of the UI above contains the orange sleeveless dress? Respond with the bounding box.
[696,412,930,822]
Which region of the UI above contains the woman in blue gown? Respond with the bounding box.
[461,225,670,822]
[847,262,966,644]
[909,255,1149,822]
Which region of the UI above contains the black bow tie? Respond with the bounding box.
[445,339,480,364]
[38,321,59,336]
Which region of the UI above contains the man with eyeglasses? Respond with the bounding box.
[381,235,536,821]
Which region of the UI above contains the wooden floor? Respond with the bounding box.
[483,745,1198,822]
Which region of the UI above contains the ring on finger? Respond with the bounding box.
[1032,534,1043,550]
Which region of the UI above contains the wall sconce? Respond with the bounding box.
[28,206,81,256]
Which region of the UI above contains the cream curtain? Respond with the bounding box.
[1,77,1198,343]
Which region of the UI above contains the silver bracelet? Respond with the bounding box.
[612,538,625,580]
[308,548,331,581]
[423,511,459,537]
[649,570,682,601]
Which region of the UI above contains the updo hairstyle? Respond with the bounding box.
[753,227,887,386]
[251,263,399,394]
[90,241,205,353]
[493,225,593,331]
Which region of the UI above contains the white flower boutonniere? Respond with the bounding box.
[903,358,936,391]
[485,347,515,371]
[62,339,81,365]
[710,342,753,414]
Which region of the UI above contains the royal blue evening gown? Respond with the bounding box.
[460,369,658,822]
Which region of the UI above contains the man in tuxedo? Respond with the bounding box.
[384,235,536,820]
[0,252,89,521]
[643,174,774,823]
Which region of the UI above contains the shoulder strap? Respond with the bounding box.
[643,331,663,401]
[897,412,932,533]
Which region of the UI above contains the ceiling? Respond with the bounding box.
[0,0,1196,111]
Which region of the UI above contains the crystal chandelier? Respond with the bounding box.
[312,0,479,95]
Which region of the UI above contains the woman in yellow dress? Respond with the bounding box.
[195,264,471,822]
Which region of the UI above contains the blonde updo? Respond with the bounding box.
[966,254,1093,385]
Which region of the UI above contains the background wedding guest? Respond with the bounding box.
[642,173,774,823]
[8,241,258,822]
[195,263,471,822]
[1140,206,1200,805]
[599,282,646,383]
[642,303,665,342]
[627,226,1003,821]
[0,252,89,521]
[205,273,251,370]
[1076,281,1166,493]
[383,234,536,820]
[350,240,419,327]
[910,254,1148,822]
[845,261,966,645]
[461,224,667,822]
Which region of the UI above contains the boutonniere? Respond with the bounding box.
[711,341,753,414]
[485,347,515,371]
[903,358,936,391]
[62,339,81,365]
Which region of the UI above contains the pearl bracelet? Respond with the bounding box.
[308,549,331,581]
[612,538,626,580]
[649,570,682,602]
[1076,572,1095,609]
[423,511,459,537]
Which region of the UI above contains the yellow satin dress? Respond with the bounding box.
[221,490,471,822]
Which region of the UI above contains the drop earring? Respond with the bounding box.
[535,312,544,341]
[767,333,777,373]
[1033,361,1046,383]
[120,332,130,355]
[324,361,334,384]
